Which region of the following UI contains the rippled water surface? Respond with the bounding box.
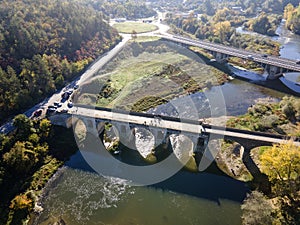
[33,160,246,225]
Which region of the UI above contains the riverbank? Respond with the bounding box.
[216,96,300,182]
[0,123,79,225]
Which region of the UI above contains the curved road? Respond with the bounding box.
[0,17,169,135]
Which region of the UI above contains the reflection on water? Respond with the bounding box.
[150,78,284,118]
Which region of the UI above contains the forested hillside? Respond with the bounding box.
[0,0,121,122]
[83,0,157,19]
[183,0,299,15]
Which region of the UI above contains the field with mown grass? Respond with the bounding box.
[112,21,158,33]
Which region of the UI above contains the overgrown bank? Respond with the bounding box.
[0,115,78,225]
[213,96,300,224]
[216,96,300,181]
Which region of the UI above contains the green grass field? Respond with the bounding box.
[112,21,158,33]
[76,41,229,112]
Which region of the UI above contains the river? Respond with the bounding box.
[33,153,247,225]
[32,21,299,225]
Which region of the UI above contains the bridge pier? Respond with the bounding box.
[193,135,209,153]
[264,64,286,80]
[149,127,168,147]
[210,51,228,63]
[259,63,294,80]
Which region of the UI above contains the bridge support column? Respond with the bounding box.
[194,135,209,153]
[95,121,106,141]
[80,117,99,137]
[210,51,228,63]
[266,65,284,80]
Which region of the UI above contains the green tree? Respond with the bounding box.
[13,114,33,140]
[0,0,121,122]
[39,119,51,139]
[2,141,38,174]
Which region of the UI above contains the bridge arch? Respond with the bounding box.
[167,133,198,171]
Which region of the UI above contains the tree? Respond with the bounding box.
[0,0,121,122]
[282,102,296,122]
[2,141,38,174]
[131,30,137,39]
[284,3,300,34]
[213,21,232,42]
[260,141,300,202]
[10,194,33,211]
[39,118,51,139]
[284,3,295,21]
[13,114,32,140]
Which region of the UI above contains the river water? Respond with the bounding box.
[33,22,299,225]
[33,153,247,225]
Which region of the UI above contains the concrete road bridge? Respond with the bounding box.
[160,35,300,80]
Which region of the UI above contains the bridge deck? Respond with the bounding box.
[70,106,300,146]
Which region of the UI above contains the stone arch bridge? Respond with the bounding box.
[49,105,300,182]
